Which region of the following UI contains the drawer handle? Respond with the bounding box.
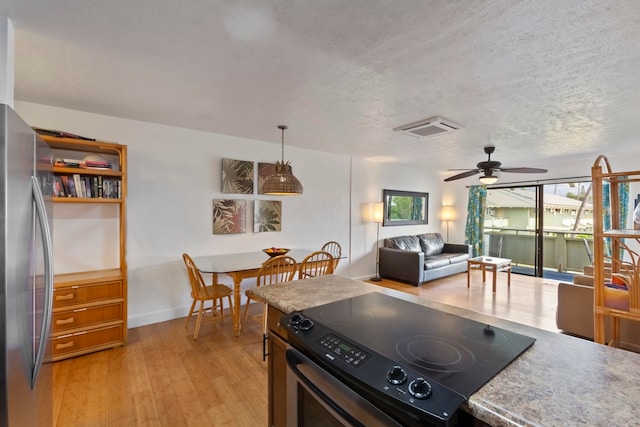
[55,293,75,301]
[56,317,75,326]
[55,341,74,350]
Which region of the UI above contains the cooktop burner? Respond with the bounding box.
[395,335,476,373]
[294,292,535,398]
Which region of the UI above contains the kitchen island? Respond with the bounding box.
[247,274,640,426]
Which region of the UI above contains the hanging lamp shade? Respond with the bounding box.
[263,125,303,195]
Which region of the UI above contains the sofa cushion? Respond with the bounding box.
[418,233,445,256]
[384,235,422,252]
[442,253,470,264]
[424,255,450,270]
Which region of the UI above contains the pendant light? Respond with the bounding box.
[262,125,304,195]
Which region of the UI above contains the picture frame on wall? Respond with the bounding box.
[257,162,276,194]
[222,158,254,194]
[213,199,246,234]
[254,200,282,232]
[382,189,429,226]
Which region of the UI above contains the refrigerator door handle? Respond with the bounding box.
[31,176,54,389]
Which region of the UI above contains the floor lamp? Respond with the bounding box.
[441,205,455,242]
[371,202,384,281]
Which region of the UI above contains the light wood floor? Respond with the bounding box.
[51,272,560,426]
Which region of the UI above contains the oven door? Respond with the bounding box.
[285,348,403,427]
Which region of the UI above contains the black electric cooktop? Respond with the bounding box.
[291,292,535,399]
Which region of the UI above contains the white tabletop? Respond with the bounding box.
[193,249,315,273]
[469,256,511,264]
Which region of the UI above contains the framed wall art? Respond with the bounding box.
[254,200,282,232]
[257,162,276,194]
[212,199,246,234]
[382,189,429,226]
[222,158,254,194]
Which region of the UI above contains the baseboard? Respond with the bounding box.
[128,306,190,329]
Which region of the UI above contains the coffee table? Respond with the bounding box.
[467,256,512,293]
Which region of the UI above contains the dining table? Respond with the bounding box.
[193,249,318,336]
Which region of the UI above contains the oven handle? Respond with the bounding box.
[286,348,367,427]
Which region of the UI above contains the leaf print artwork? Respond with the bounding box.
[254,200,282,232]
[222,159,254,194]
[258,162,276,194]
[213,199,246,234]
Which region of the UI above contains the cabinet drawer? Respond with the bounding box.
[48,324,124,358]
[267,306,288,341]
[53,280,123,308]
[51,303,123,333]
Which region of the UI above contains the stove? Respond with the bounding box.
[283,292,535,426]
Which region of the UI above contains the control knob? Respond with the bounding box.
[408,378,432,399]
[386,366,408,385]
[290,313,303,325]
[299,318,314,331]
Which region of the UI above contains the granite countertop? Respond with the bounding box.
[247,275,640,427]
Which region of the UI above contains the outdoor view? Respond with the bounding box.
[484,182,594,278]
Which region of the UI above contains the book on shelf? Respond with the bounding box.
[33,127,96,141]
[84,160,112,169]
[67,177,77,197]
[72,174,83,198]
[59,176,71,196]
[54,158,113,169]
[52,173,121,199]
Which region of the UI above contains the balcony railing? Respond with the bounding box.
[483,227,593,275]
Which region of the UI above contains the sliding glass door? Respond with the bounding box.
[484,186,541,275]
[483,181,592,278]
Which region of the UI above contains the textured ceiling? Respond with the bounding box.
[3,0,640,178]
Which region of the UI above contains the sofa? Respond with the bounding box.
[379,233,471,286]
[556,265,640,351]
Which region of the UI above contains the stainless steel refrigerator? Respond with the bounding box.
[1,104,54,426]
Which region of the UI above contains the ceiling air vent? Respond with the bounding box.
[393,117,463,138]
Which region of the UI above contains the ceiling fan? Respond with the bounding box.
[444,145,548,184]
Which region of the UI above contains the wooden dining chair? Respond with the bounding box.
[244,255,297,360]
[298,250,335,279]
[321,241,342,269]
[182,253,234,339]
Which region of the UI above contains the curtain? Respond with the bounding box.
[602,180,629,257]
[465,185,486,257]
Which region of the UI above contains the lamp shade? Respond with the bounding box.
[262,161,303,195]
[373,202,384,223]
[441,205,455,221]
[479,174,498,185]
[263,125,303,195]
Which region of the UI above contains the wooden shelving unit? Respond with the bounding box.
[592,155,640,346]
[39,134,128,361]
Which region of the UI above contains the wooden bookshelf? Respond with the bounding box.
[592,155,640,346]
[38,134,128,361]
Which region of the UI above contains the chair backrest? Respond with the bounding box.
[182,253,210,298]
[257,255,297,287]
[321,241,342,267]
[298,251,335,279]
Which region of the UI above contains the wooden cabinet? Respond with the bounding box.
[39,135,127,361]
[591,155,640,346]
[267,305,288,427]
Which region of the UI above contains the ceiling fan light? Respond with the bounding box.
[479,175,498,185]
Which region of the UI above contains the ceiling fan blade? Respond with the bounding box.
[444,169,480,182]
[500,167,548,173]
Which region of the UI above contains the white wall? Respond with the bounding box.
[16,101,358,327]
[349,157,447,279]
[17,101,455,328]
